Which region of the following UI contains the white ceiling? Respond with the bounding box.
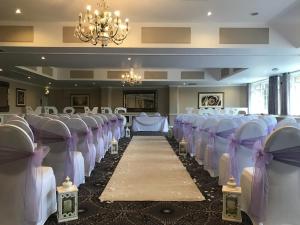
[0,0,297,23]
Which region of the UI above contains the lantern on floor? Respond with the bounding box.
[110,137,118,154]
[125,126,131,138]
[57,177,78,223]
[222,177,242,223]
[168,126,173,139]
[179,137,188,156]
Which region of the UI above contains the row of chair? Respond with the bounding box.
[173,114,300,225]
[0,113,126,225]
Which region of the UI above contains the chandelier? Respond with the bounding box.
[121,68,142,86]
[75,0,129,47]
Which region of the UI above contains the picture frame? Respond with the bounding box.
[16,88,26,107]
[0,81,9,112]
[198,92,224,109]
[71,94,90,108]
[123,90,157,112]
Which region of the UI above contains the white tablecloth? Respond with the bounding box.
[132,116,168,132]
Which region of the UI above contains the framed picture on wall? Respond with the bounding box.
[16,88,26,107]
[0,81,9,112]
[71,94,90,108]
[198,92,224,108]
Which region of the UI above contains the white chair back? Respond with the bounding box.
[44,106,58,115]
[63,107,75,114]
[101,107,112,114]
[7,115,28,125]
[6,120,34,142]
[261,127,300,225]
[275,117,298,130]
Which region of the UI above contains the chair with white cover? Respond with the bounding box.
[240,126,300,225]
[116,114,126,138]
[192,116,206,157]
[81,116,104,162]
[98,114,110,152]
[261,115,277,134]
[139,112,148,117]
[84,106,99,114]
[274,117,298,130]
[218,120,267,186]
[6,120,34,142]
[45,114,60,120]
[195,117,219,165]
[90,115,106,158]
[203,118,237,177]
[70,114,81,119]
[65,118,96,176]
[154,112,161,117]
[58,115,70,123]
[7,115,28,125]
[0,125,57,225]
[39,120,85,186]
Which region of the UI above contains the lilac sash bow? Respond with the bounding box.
[40,130,77,184]
[249,144,300,223]
[0,145,49,223]
[206,128,236,170]
[227,135,265,185]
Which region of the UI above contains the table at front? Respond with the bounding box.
[132,116,168,132]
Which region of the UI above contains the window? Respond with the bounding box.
[249,79,269,114]
[289,72,300,115]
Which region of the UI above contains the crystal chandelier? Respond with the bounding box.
[121,68,142,86]
[75,0,129,47]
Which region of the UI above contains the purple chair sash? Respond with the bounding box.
[39,130,77,185]
[206,128,236,170]
[0,145,49,223]
[227,135,265,185]
[249,144,300,224]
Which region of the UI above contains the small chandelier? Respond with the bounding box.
[75,0,129,47]
[121,68,142,86]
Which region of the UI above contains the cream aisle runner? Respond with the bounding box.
[100,136,205,201]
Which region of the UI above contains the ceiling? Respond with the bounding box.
[0,0,297,23]
[1,0,300,87]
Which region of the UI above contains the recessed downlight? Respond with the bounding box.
[15,8,22,14]
[207,11,212,16]
[27,76,31,79]
[74,83,78,87]
[251,12,259,16]
[48,82,52,85]
[128,57,131,61]
[0,68,3,72]
[41,56,46,60]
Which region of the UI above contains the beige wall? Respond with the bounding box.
[48,88,101,113]
[178,85,248,113]
[0,78,43,114]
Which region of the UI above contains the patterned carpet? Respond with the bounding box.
[45,132,253,225]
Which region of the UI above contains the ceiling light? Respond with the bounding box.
[75,0,129,47]
[41,56,46,60]
[128,57,132,61]
[74,83,78,87]
[121,68,142,86]
[27,76,31,79]
[251,12,259,16]
[48,82,52,85]
[207,11,212,16]
[0,68,3,72]
[15,8,21,14]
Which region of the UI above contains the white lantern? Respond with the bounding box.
[110,137,118,154]
[57,177,78,223]
[168,126,173,139]
[125,126,131,138]
[222,177,242,223]
[179,137,188,156]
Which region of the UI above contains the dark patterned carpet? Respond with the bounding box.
[45,132,253,225]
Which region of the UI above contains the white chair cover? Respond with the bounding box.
[65,118,96,176]
[204,118,237,177]
[114,107,127,114]
[195,117,219,165]
[40,120,85,186]
[218,120,267,186]
[275,117,298,130]
[44,106,58,115]
[0,125,57,225]
[241,127,300,225]
[81,116,104,162]
[98,114,110,152]
[6,120,34,142]
[101,107,113,114]
[7,115,28,125]
[90,115,106,158]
